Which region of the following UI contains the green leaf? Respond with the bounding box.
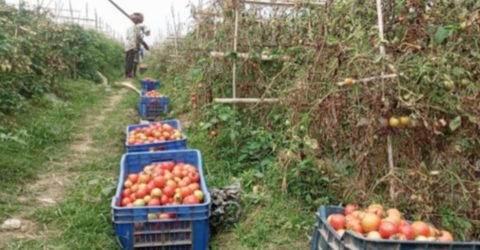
[449,116,462,131]
[435,26,453,44]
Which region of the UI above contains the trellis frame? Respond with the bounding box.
[212,0,329,104]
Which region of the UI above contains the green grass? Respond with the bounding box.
[3,87,138,250]
[0,80,108,220]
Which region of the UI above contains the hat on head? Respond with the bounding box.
[131,12,144,23]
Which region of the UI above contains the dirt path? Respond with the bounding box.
[0,87,126,246]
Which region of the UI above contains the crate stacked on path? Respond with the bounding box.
[125,120,187,153]
[112,150,210,250]
[312,205,480,250]
[114,117,211,249]
[137,77,169,120]
[140,77,160,91]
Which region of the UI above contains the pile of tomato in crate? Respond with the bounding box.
[312,204,480,250]
[136,77,169,121]
[111,78,210,250]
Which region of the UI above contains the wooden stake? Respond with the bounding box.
[375,0,396,200]
[214,98,279,103]
[242,0,326,7]
[335,73,402,86]
[232,7,239,99]
[210,51,291,61]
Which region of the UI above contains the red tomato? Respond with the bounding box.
[131,184,139,193]
[186,166,198,173]
[160,195,169,205]
[164,172,174,180]
[177,180,188,188]
[182,177,192,185]
[379,221,398,239]
[173,168,183,178]
[328,214,346,230]
[183,195,200,205]
[148,198,161,206]
[180,187,193,197]
[146,182,156,194]
[128,174,139,183]
[163,161,175,171]
[153,176,166,188]
[138,174,151,184]
[121,197,132,206]
[136,188,147,199]
[122,188,132,198]
[188,172,200,183]
[166,180,177,189]
[188,183,200,191]
[129,193,136,201]
[398,223,415,240]
[158,213,170,219]
[163,186,175,197]
[344,204,358,215]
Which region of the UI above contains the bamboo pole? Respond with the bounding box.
[232,6,239,99]
[209,51,291,61]
[242,0,326,7]
[375,0,396,200]
[335,73,402,86]
[214,98,279,103]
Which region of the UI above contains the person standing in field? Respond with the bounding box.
[125,12,144,79]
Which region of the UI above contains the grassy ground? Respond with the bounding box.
[0,80,108,221]
[2,75,314,249]
[2,83,138,249]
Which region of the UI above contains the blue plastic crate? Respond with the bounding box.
[138,91,169,120]
[314,205,480,250]
[125,120,187,153]
[112,150,211,250]
[312,206,346,250]
[141,79,160,91]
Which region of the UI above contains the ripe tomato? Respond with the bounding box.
[153,176,166,188]
[163,161,175,171]
[180,187,193,197]
[163,186,175,197]
[166,180,177,189]
[361,213,381,233]
[160,195,169,205]
[129,193,136,201]
[138,174,151,184]
[121,197,132,206]
[131,184,139,193]
[188,172,200,183]
[379,221,398,239]
[411,221,430,237]
[158,213,170,219]
[136,188,147,199]
[173,168,183,178]
[122,188,132,198]
[398,223,415,240]
[148,198,161,206]
[328,214,346,230]
[183,195,200,205]
[344,204,358,215]
[124,180,133,188]
[177,180,188,188]
[146,182,156,194]
[182,177,192,185]
[151,188,162,198]
[188,183,200,191]
[437,230,453,242]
